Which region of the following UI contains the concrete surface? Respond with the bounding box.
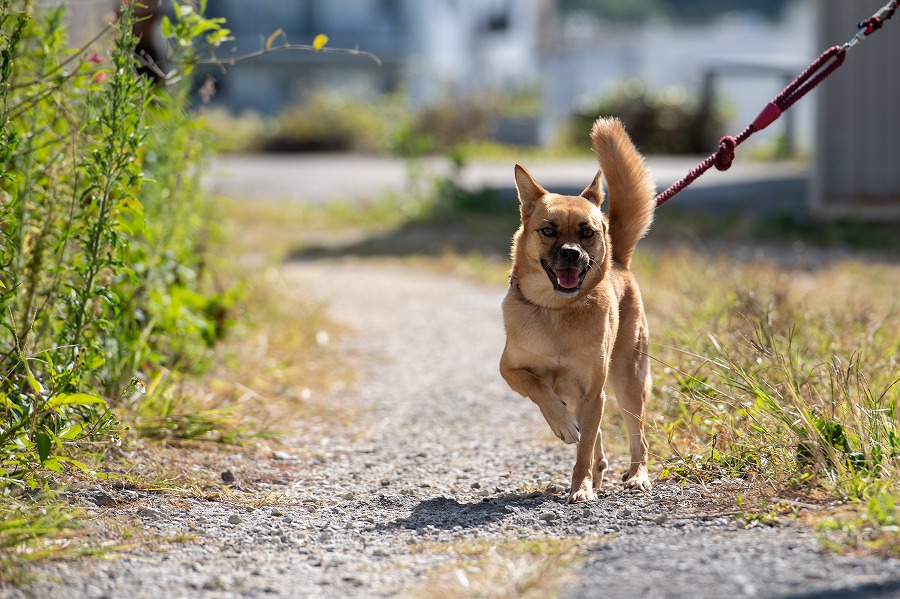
[207,153,810,215]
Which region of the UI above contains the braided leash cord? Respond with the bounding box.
[654,0,896,209]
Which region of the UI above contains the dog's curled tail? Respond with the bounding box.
[590,117,656,269]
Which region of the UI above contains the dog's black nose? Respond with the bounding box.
[559,246,581,265]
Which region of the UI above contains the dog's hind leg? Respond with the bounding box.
[609,325,652,492]
[592,425,609,491]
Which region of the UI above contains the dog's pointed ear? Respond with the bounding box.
[514,164,547,220]
[580,169,604,206]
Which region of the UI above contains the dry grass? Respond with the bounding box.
[635,245,898,486]
[413,537,590,599]
[111,195,358,448]
[623,242,899,556]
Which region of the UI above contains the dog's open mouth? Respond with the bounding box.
[543,262,587,294]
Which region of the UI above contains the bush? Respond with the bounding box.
[259,90,397,153]
[570,79,725,154]
[389,94,497,156]
[212,89,508,156]
[0,1,229,487]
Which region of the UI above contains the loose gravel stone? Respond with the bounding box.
[538,511,558,522]
[137,507,162,520]
[92,492,116,507]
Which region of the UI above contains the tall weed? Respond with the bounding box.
[0,1,230,488]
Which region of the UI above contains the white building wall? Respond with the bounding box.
[405,0,541,106]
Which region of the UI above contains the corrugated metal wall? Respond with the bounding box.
[813,0,900,220]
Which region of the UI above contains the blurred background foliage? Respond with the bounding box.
[205,82,725,157]
[569,79,724,154]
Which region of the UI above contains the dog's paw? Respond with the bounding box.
[569,484,596,504]
[622,464,652,492]
[540,403,580,444]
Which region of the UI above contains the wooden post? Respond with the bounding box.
[812,0,900,220]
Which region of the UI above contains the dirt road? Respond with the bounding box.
[9,257,900,598]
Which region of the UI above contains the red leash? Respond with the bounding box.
[655,0,898,208]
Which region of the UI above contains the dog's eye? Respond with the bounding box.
[539,226,555,237]
[581,228,595,239]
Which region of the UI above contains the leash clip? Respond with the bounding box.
[843,29,868,51]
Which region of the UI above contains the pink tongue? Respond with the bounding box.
[555,268,581,289]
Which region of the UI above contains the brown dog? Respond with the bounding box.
[500,117,655,503]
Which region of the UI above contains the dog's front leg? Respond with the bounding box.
[500,361,580,444]
[569,390,605,503]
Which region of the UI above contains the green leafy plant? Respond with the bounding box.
[0,0,231,488]
[161,0,232,76]
[0,1,133,488]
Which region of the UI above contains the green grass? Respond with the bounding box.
[0,502,111,585]
[816,492,900,557]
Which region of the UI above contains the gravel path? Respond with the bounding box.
[8,258,900,598]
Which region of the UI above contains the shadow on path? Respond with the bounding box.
[382,493,559,533]
[780,579,900,599]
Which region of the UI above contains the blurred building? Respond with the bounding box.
[203,0,549,115]
[42,0,116,47]
[203,0,817,149]
[50,0,899,218]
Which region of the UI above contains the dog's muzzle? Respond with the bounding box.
[543,245,590,294]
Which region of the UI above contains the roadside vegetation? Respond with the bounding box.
[203,87,554,157]
[0,0,343,581]
[0,0,219,575]
[203,79,731,159]
[636,243,899,549]
[0,0,236,484]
